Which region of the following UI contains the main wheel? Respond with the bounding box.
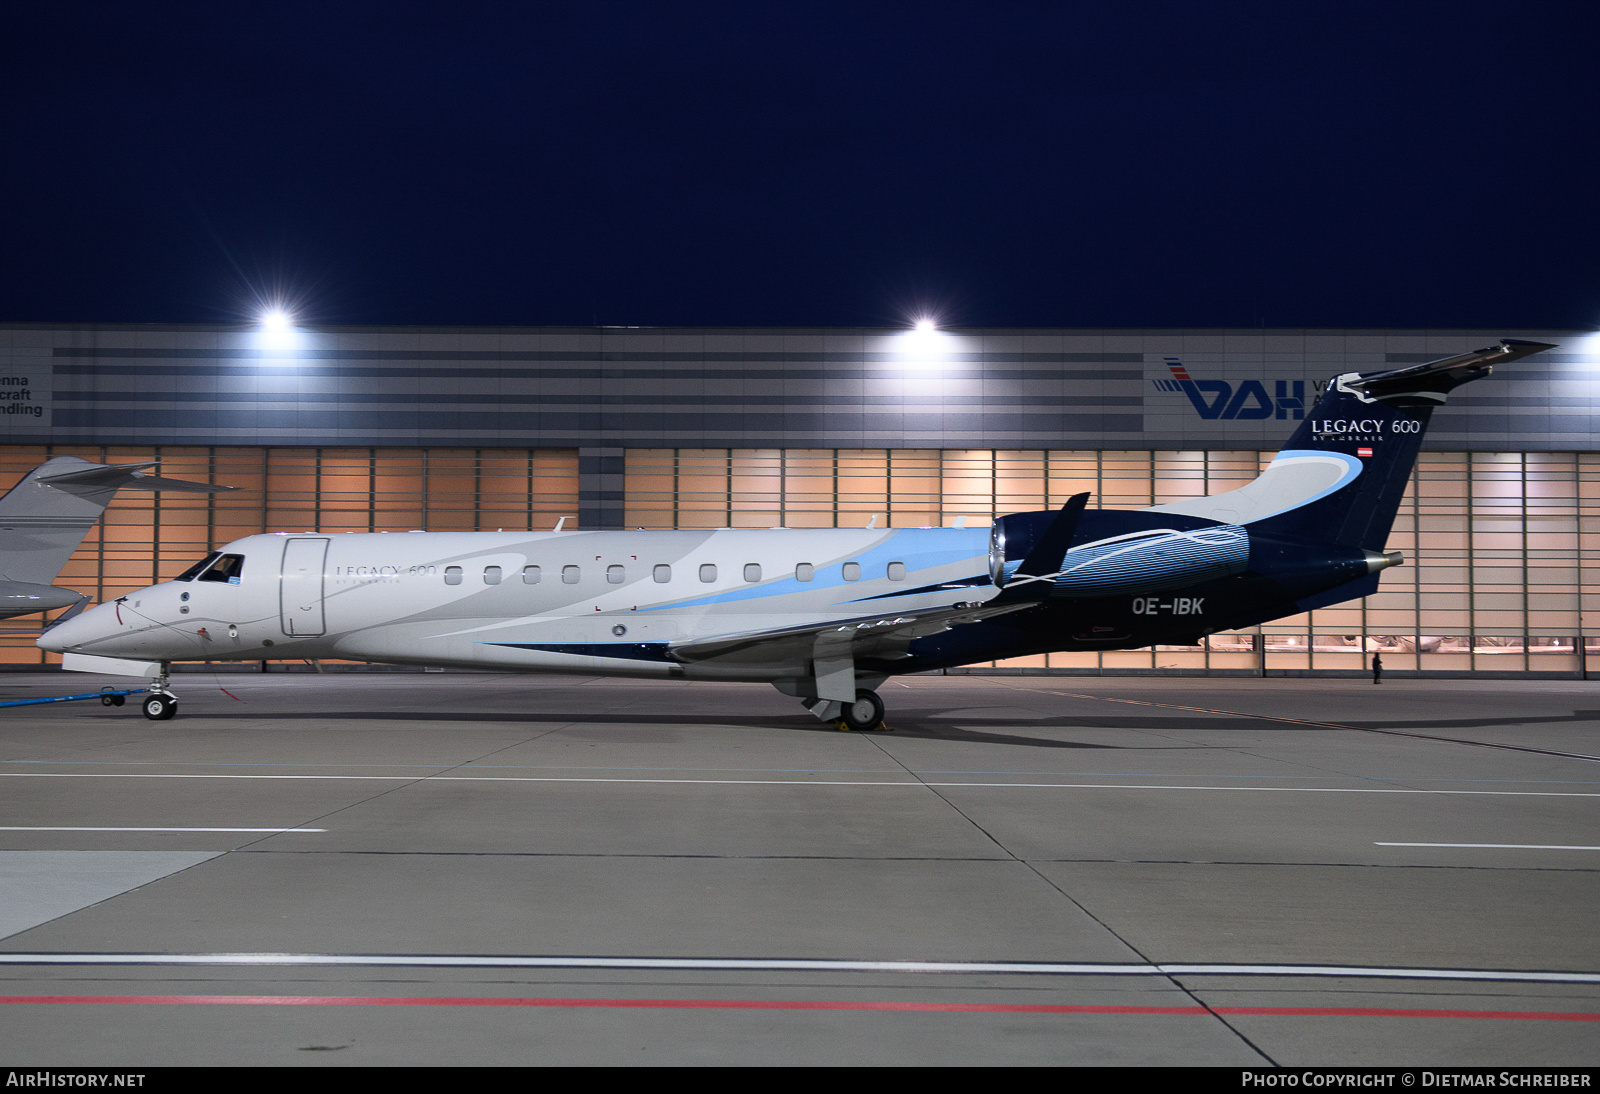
[839,689,885,732]
[142,695,177,721]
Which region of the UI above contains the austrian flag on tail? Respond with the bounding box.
[1357,447,1373,457]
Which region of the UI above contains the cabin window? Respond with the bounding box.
[199,554,246,584]
[606,564,625,584]
[522,565,541,584]
[842,562,861,581]
[743,563,762,582]
[887,561,906,581]
[653,564,671,583]
[795,562,814,581]
[483,566,501,585]
[444,566,463,585]
[562,565,580,584]
[699,563,717,583]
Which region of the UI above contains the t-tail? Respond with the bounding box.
[1150,339,1556,552]
[0,458,230,619]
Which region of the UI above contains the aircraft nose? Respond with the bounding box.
[37,601,117,654]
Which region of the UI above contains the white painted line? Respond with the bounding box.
[1376,842,1600,851]
[0,952,1595,984]
[1048,690,1600,763]
[0,772,1595,797]
[0,827,325,833]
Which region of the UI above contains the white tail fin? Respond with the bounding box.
[0,457,229,586]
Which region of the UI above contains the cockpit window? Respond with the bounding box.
[198,554,245,584]
[175,552,221,582]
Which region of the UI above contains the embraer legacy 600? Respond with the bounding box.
[42,340,1552,725]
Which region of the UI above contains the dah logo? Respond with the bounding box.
[1153,359,1321,421]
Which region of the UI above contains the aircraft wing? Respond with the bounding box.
[668,492,1090,670]
[666,594,1038,668]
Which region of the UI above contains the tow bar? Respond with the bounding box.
[0,685,147,709]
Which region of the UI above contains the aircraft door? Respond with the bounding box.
[279,538,329,636]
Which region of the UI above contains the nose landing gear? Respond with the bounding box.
[141,664,177,720]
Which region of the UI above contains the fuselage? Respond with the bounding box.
[42,526,996,679]
[39,513,1380,683]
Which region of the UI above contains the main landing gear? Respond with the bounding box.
[837,689,887,733]
[142,664,177,720]
[782,679,892,732]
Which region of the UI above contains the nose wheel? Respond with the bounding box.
[142,693,177,720]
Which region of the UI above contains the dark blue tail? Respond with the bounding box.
[1244,339,1554,551]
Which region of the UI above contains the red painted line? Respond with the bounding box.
[0,996,1596,1021]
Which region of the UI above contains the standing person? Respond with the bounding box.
[1372,651,1383,685]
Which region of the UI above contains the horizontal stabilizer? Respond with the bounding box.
[36,462,233,493]
[1338,339,1556,404]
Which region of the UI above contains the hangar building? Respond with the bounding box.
[1,322,1594,676]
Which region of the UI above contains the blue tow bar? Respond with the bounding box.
[0,686,147,709]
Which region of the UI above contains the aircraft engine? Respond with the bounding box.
[1047,525,1249,596]
[989,511,1250,597]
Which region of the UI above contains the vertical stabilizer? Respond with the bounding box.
[0,458,229,587]
[1149,339,1555,551]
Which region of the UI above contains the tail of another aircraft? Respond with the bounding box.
[0,457,227,587]
[1149,339,1556,551]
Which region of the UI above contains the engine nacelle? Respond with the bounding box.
[989,510,1251,597]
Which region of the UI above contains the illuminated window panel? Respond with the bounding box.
[778,450,840,529]
[887,450,941,527]
[1043,451,1099,509]
[835,451,889,528]
[993,450,1046,516]
[729,449,783,529]
[1098,452,1156,509]
[674,449,735,529]
[623,449,678,529]
[420,449,485,532]
[1152,451,1208,505]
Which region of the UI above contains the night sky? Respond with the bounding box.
[3,1,1597,330]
